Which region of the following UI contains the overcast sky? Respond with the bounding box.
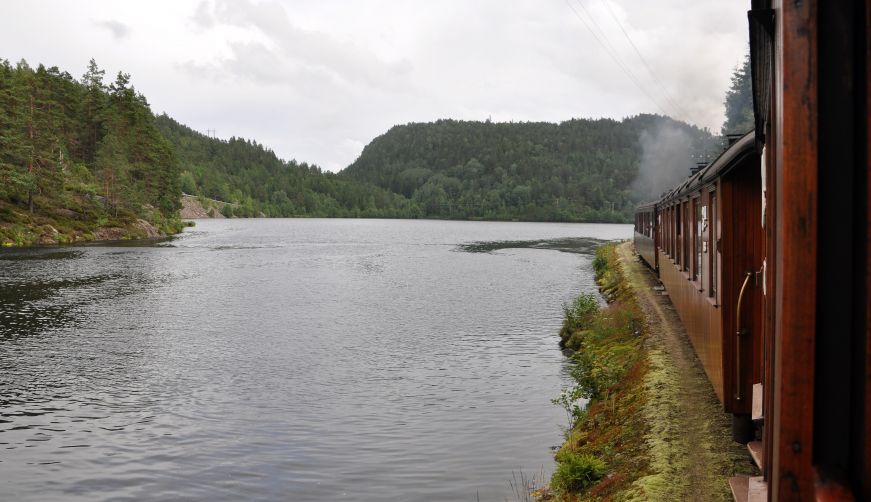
[2,0,748,171]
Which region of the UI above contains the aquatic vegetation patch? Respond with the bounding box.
[457,237,607,255]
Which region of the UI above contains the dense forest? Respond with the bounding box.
[160,113,720,223]
[0,59,182,245]
[342,115,720,222]
[155,115,419,218]
[0,55,752,245]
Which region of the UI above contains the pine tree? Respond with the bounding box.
[722,54,754,135]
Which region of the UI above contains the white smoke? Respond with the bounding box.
[632,124,695,202]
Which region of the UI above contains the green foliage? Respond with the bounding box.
[155,115,421,219]
[569,305,642,401]
[552,383,588,427]
[343,116,718,222]
[592,251,608,278]
[0,58,180,242]
[551,451,606,494]
[562,293,600,334]
[722,53,754,135]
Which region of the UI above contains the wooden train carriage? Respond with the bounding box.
[633,202,657,271]
[651,133,763,424]
[632,1,870,499]
[748,0,870,499]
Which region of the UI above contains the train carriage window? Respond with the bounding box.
[682,201,690,272]
[709,191,717,298]
[694,198,702,284]
[677,204,683,268]
[663,207,671,256]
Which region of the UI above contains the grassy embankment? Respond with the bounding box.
[542,242,756,501]
[542,242,649,500]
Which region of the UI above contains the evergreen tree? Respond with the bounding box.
[722,53,754,135]
[0,58,183,245]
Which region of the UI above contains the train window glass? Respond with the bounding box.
[682,202,690,271]
[709,192,717,298]
[694,198,702,283]
[662,208,671,256]
[674,205,681,265]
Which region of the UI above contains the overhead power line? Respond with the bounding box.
[596,0,689,119]
[563,0,681,120]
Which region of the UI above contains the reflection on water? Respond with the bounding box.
[0,219,631,501]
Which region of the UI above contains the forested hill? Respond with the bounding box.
[155,115,419,218]
[342,115,718,222]
[0,58,729,246]
[0,59,183,245]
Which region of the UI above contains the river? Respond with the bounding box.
[0,219,631,501]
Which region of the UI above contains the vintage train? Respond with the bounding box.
[633,1,869,500]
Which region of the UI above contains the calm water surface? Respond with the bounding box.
[0,219,631,501]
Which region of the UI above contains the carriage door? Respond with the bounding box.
[721,159,764,441]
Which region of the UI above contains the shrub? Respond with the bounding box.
[552,451,606,494]
[562,293,599,332]
[593,251,608,277]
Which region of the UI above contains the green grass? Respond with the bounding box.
[547,242,651,501]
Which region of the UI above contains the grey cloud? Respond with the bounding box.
[191,1,215,29]
[186,0,413,92]
[163,1,748,171]
[93,19,130,40]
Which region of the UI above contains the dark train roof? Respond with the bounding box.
[659,131,756,204]
[633,130,756,212]
[636,200,658,211]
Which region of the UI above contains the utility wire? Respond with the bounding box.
[563,0,674,117]
[596,0,689,119]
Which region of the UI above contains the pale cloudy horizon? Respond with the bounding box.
[2,0,748,171]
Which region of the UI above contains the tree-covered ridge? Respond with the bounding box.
[0,59,182,245]
[342,115,718,222]
[155,115,420,218]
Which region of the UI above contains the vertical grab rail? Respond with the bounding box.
[735,272,753,400]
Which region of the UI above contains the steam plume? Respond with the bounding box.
[632,124,695,202]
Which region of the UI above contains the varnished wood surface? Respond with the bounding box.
[634,232,656,271]
[658,249,725,403]
[720,164,764,415]
[771,0,818,498]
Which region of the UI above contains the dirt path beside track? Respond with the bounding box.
[615,242,756,501]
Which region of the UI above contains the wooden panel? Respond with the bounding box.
[720,164,764,415]
[635,232,656,270]
[763,144,776,482]
[658,249,725,403]
[771,0,818,499]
